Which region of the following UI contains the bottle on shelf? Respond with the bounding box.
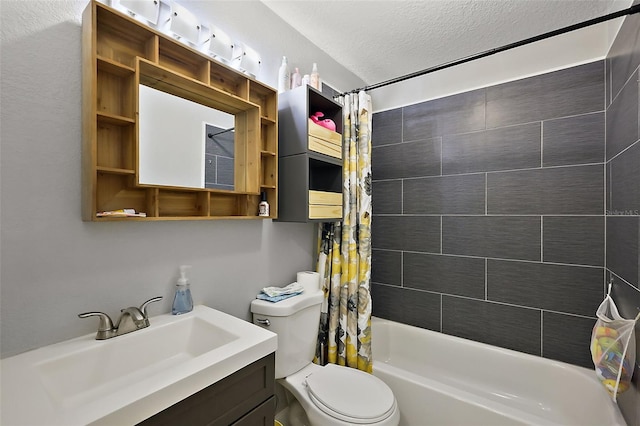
[278,56,290,94]
[258,191,270,217]
[310,63,320,90]
[291,67,302,89]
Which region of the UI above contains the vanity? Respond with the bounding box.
[0,306,277,425]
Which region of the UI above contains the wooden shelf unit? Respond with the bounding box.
[82,0,278,221]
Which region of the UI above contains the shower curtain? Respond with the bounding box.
[315,91,373,373]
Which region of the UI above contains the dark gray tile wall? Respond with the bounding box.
[485,61,604,128]
[403,174,485,214]
[204,124,234,190]
[606,69,639,160]
[442,123,541,174]
[442,216,541,261]
[543,217,604,266]
[487,165,604,215]
[605,12,640,426]
[372,61,607,371]
[542,112,605,166]
[441,296,542,356]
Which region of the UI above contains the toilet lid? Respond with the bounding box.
[304,365,396,423]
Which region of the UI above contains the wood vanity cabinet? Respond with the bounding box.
[138,353,275,426]
[82,1,278,221]
[277,85,343,222]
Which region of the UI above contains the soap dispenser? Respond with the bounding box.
[172,265,194,315]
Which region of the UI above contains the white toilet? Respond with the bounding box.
[251,289,400,426]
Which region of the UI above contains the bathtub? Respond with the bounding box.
[371,317,627,426]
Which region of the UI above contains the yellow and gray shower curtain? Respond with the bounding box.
[316,91,373,373]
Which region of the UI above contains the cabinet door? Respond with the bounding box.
[138,354,274,426]
[230,396,276,426]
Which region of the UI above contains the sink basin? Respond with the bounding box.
[1,305,277,426]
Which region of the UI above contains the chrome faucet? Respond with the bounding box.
[78,296,163,340]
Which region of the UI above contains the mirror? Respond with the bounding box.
[138,85,235,191]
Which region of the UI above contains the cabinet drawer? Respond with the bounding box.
[309,204,342,219]
[309,190,342,219]
[308,119,342,144]
[231,395,276,426]
[138,353,275,426]
[309,190,342,206]
[308,135,341,159]
[308,119,342,159]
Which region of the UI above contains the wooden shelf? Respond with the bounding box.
[96,166,135,175]
[96,112,135,125]
[82,0,278,221]
[97,56,135,75]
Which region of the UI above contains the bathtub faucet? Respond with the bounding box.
[78,296,163,340]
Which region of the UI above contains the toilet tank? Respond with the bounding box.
[251,290,323,379]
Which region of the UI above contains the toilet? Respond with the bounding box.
[251,288,400,426]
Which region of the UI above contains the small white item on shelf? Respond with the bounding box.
[96,209,146,217]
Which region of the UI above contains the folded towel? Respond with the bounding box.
[261,282,304,297]
[256,292,302,303]
[256,282,304,303]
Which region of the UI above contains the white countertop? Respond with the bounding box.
[1,305,277,426]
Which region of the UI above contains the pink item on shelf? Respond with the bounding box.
[310,112,336,132]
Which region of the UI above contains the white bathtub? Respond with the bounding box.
[371,317,627,426]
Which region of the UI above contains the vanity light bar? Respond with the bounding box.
[201,23,235,64]
[112,0,161,25]
[102,0,261,77]
[232,42,262,78]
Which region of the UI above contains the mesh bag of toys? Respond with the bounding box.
[590,283,639,402]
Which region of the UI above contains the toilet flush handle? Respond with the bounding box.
[255,318,271,327]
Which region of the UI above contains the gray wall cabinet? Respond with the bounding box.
[277,85,344,222]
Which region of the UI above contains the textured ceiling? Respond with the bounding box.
[262,0,618,86]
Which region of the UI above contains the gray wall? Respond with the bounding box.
[0,0,364,359]
[605,9,640,425]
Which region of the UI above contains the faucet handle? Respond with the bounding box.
[78,312,115,339]
[139,296,163,318]
[78,311,114,330]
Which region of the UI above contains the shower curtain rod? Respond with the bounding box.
[341,3,640,96]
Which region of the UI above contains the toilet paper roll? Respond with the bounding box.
[297,271,320,293]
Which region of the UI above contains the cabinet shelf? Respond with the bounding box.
[96,112,135,125]
[96,166,135,175]
[83,0,278,221]
[97,56,135,75]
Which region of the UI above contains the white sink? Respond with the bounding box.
[1,305,277,426]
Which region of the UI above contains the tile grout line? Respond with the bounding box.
[400,250,404,289]
[540,216,544,262]
[377,247,607,269]
[372,281,600,319]
[440,294,443,332]
[540,310,544,357]
[374,111,606,148]
[485,173,488,215]
[484,258,488,301]
[607,138,640,163]
[540,120,544,168]
[373,161,607,184]
[440,216,443,254]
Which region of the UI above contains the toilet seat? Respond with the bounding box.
[304,364,396,424]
